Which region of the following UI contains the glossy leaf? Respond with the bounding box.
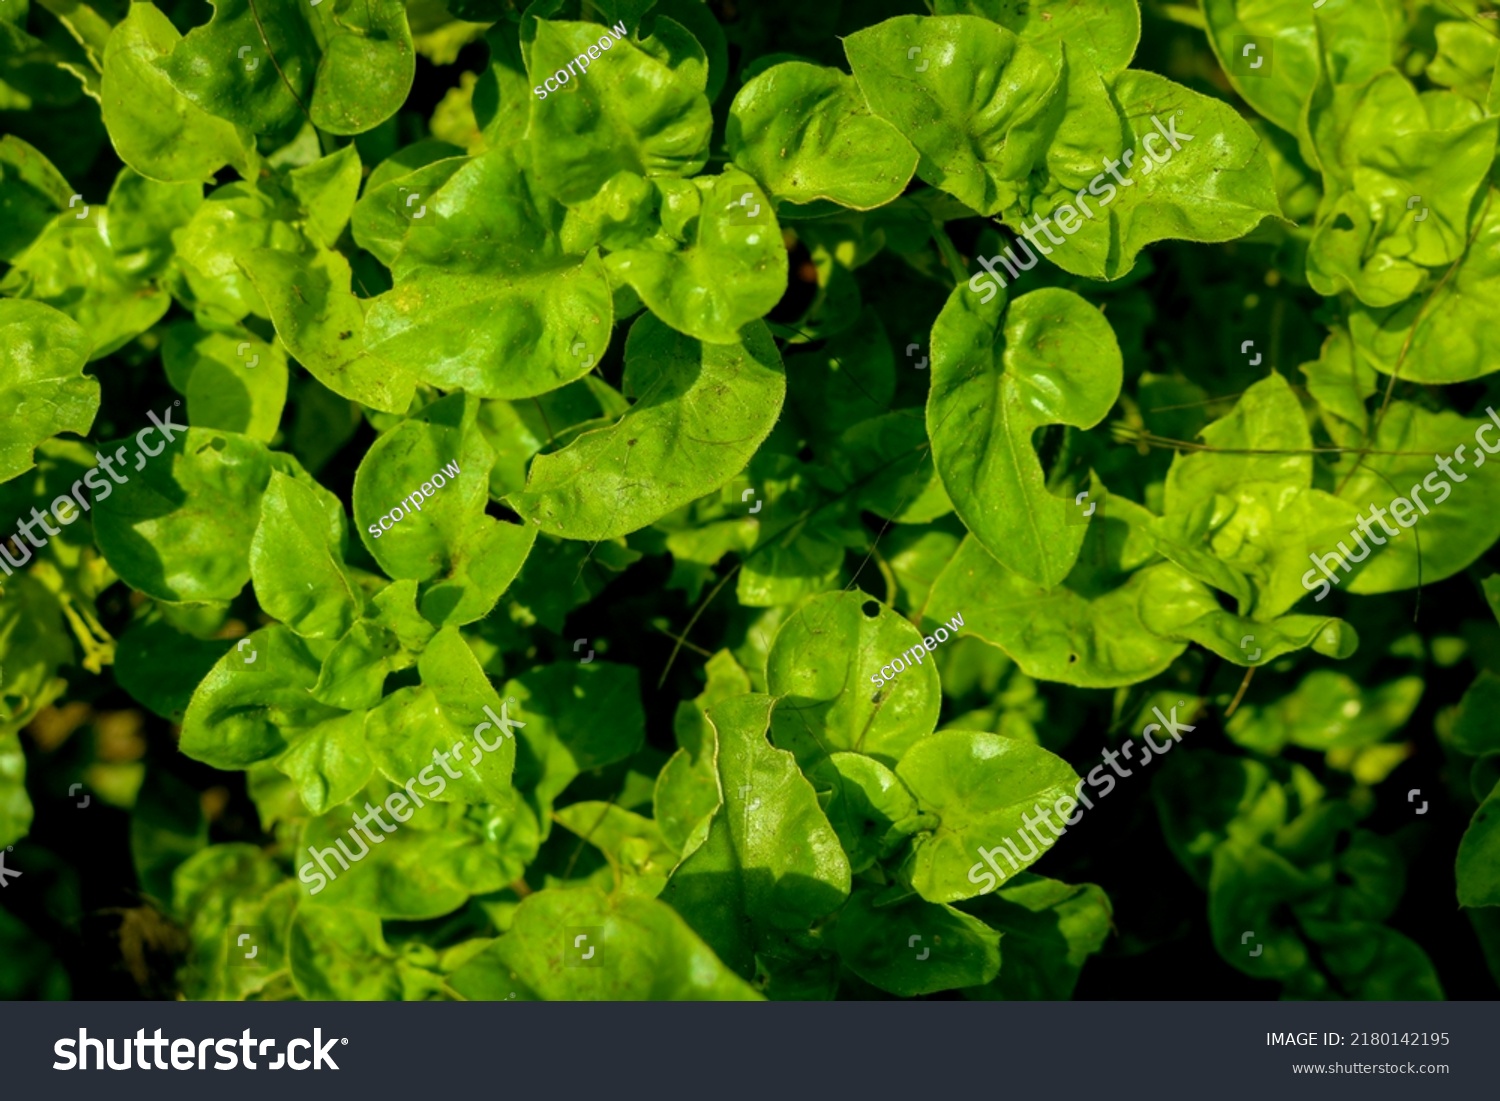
[728,62,917,211]
[606,168,788,344]
[845,15,1060,217]
[93,426,273,604]
[362,144,614,399]
[0,300,97,483]
[927,285,1122,588]
[513,313,785,539]
[449,888,760,1000]
[251,470,363,640]
[160,0,415,136]
[99,2,252,183]
[352,391,534,625]
[834,886,1000,996]
[660,694,851,994]
[765,591,941,770]
[525,19,711,205]
[896,729,1080,904]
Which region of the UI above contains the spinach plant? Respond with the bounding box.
[0,0,1497,1001]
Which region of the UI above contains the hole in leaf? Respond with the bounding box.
[486,500,523,525]
[861,600,880,618]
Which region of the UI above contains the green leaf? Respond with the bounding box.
[1455,671,1500,757]
[554,801,676,895]
[0,193,172,359]
[99,2,251,183]
[251,470,363,640]
[299,792,538,918]
[448,887,761,1000]
[834,886,1001,996]
[159,0,415,137]
[1016,71,1281,282]
[1331,403,1500,594]
[93,425,274,604]
[361,144,615,399]
[105,167,204,278]
[1161,371,1362,619]
[351,152,467,268]
[310,618,404,711]
[810,751,920,874]
[525,18,711,204]
[1201,0,1396,139]
[765,591,941,770]
[508,661,646,833]
[0,300,97,483]
[513,313,785,539]
[895,729,1080,904]
[1348,192,1500,384]
[168,179,303,325]
[1306,72,1496,307]
[1428,21,1500,106]
[114,616,231,723]
[958,873,1112,999]
[728,62,917,211]
[1458,780,1500,908]
[130,768,208,906]
[1293,920,1443,999]
[606,168,788,344]
[655,650,746,853]
[365,626,516,804]
[1226,670,1422,754]
[274,708,374,815]
[844,15,1061,217]
[287,144,363,248]
[161,323,288,442]
[660,694,851,994]
[172,846,298,999]
[0,729,30,851]
[0,135,73,262]
[179,625,340,770]
[353,392,533,625]
[239,242,419,414]
[932,0,1139,80]
[289,907,402,1000]
[928,285,1122,588]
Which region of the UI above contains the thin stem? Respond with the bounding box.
[928,221,967,285]
[1224,665,1255,719]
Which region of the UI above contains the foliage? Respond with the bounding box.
[1,0,1497,1001]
